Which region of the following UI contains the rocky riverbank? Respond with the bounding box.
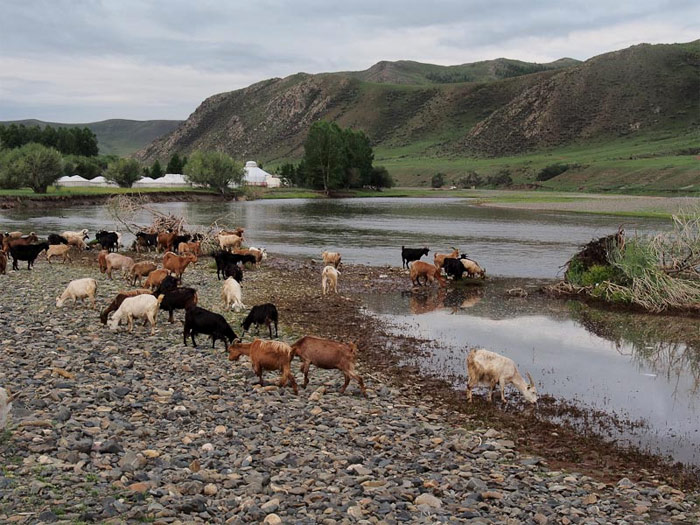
[0,253,698,523]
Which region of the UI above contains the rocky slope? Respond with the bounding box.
[135,41,699,165]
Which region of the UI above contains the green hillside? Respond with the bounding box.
[134,41,699,193]
[0,118,182,156]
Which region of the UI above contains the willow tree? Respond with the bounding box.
[303,121,346,193]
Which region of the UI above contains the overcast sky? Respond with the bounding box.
[1,1,698,122]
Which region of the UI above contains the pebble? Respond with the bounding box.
[0,257,697,524]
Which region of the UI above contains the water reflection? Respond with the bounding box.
[365,284,700,465]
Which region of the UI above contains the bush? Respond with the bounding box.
[184,150,243,194]
[454,171,483,188]
[537,163,571,181]
[0,143,63,193]
[487,169,512,187]
[105,158,142,188]
[431,173,445,188]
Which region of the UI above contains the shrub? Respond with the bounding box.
[487,169,512,187]
[105,158,142,188]
[537,163,571,181]
[431,173,445,188]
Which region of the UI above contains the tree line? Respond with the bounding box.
[0,120,391,194]
[0,123,99,157]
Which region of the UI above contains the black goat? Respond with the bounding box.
[95,230,119,252]
[48,233,68,245]
[241,303,279,339]
[213,250,249,280]
[135,232,158,252]
[184,306,238,349]
[9,242,49,270]
[443,257,467,280]
[173,234,192,247]
[155,284,198,323]
[401,246,429,269]
[223,262,243,283]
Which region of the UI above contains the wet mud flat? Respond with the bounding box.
[0,252,698,523]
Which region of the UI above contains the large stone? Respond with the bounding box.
[415,493,442,508]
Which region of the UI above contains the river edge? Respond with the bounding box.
[1,250,698,505]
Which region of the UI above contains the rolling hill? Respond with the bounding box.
[0,119,182,156]
[133,41,699,192]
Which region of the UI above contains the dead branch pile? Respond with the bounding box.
[106,195,242,254]
[566,226,625,272]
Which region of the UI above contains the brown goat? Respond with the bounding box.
[410,260,446,287]
[291,336,366,396]
[157,232,177,252]
[130,261,158,286]
[5,233,39,252]
[434,247,459,269]
[0,252,6,275]
[46,244,72,264]
[178,241,201,256]
[162,251,197,281]
[228,339,298,394]
[144,269,170,290]
[97,249,109,273]
[100,288,152,324]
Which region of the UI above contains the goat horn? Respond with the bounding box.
[526,372,534,386]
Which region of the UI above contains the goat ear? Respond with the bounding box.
[526,372,534,387]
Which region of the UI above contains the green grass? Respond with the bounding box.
[372,129,700,195]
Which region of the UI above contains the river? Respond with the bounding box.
[2,197,698,465]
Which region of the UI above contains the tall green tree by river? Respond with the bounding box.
[0,143,63,193]
[183,151,243,194]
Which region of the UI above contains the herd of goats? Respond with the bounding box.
[0,227,538,432]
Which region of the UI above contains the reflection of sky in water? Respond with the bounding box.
[365,291,700,465]
[0,197,670,278]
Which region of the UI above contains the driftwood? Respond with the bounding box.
[566,226,625,273]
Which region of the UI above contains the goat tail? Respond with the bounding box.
[156,294,165,306]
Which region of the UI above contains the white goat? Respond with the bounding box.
[108,294,164,335]
[47,244,72,264]
[62,229,89,251]
[221,276,245,312]
[0,387,15,431]
[322,265,340,295]
[248,246,268,261]
[461,258,486,279]
[466,348,537,404]
[56,278,97,308]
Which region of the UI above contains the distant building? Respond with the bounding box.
[232,161,282,188]
[56,175,90,187]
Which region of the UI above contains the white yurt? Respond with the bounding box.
[133,176,156,188]
[265,175,282,188]
[243,161,269,187]
[89,176,118,187]
[56,175,90,187]
[151,173,190,187]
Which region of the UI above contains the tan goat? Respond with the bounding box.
[228,339,299,394]
[410,260,446,287]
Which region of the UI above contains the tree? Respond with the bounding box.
[367,166,394,190]
[105,158,142,188]
[166,153,186,174]
[150,159,164,179]
[183,150,243,194]
[431,173,445,188]
[455,171,483,188]
[0,148,26,189]
[487,169,513,187]
[303,121,346,193]
[0,143,63,193]
[342,129,374,188]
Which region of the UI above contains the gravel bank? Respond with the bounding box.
[0,254,698,524]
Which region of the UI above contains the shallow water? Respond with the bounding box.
[364,282,700,465]
[2,197,696,464]
[0,197,671,278]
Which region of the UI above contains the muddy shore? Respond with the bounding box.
[0,251,698,523]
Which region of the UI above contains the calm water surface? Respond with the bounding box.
[0,197,671,278]
[2,197,697,464]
